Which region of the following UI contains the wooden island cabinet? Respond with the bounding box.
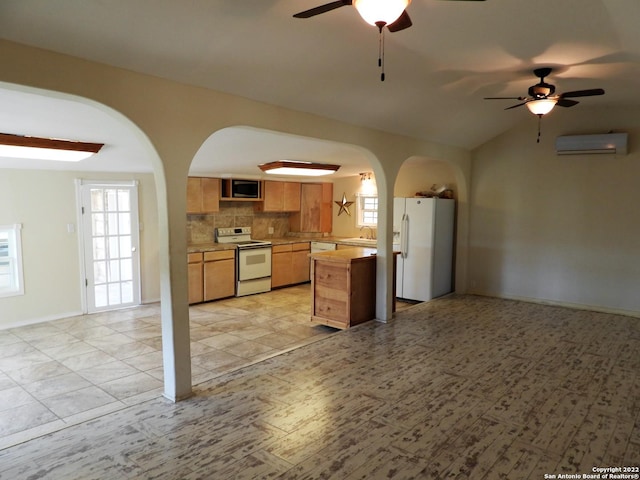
[310,247,397,329]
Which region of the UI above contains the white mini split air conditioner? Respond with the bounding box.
[555,133,628,155]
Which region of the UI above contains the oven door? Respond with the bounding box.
[237,246,272,281]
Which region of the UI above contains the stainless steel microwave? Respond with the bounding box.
[229,179,261,199]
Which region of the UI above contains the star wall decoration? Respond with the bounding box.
[335,192,354,216]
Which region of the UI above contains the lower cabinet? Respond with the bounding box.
[188,253,204,304]
[271,242,311,288]
[188,250,236,304]
[204,250,236,301]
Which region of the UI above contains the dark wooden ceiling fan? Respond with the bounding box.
[294,0,486,33]
[485,67,605,112]
[293,0,486,81]
[485,67,605,142]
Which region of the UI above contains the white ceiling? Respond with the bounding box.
[0,0,639,176]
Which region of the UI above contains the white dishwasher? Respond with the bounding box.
[310,241,337,253]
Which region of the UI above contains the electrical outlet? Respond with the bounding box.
[268,227,274,234]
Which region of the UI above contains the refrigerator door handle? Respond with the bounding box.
[401,213,409,259]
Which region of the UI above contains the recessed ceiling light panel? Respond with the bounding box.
[0,133,104,162]
[259,160,340,176]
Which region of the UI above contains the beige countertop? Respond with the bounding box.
[187,243,237,253]
[187,236,380,253]
[309,247,378,263]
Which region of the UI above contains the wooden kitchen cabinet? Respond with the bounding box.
[289,183,333,233]
[255,180,301,212]
[309,247,397,329]
[187,177,220,214]
[203,250,235,301]
[291,242,311,284]
[271,242,310,288]
[320,182,333,233]
[188,252,204,304]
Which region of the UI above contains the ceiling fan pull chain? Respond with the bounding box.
[376,22,385,81]
[537,114,542,143]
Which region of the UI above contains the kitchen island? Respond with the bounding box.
[309,247,397,329]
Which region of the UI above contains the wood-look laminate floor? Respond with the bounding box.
[1,294,638,479]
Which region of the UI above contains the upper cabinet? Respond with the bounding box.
[255,180,301,212]
[290,183,333,233]
[187,177,220,214]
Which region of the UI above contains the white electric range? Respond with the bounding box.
[215,227,272,296]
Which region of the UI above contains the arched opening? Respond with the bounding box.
[183,126,401,384]
[392,155,470,303]
[0,81,172,447]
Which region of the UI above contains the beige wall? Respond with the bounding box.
[332,175,368,238]
[394,158,459,198]
[332,159,461,240]
[0,170,159,328]
[0,39,471,340]
[469,106,640,316]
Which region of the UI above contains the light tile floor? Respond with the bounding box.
[0,294,637,479]
[0,283,363,450]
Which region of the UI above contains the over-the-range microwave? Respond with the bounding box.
[224,179,262,199]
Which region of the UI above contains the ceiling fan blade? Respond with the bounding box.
[293,0,352,18]
[387,10,412,32]
[505,102,527,110]
[557,98,579,108]
[484,96,527,100]
[560,88,605,98]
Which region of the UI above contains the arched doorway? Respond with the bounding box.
[0,82,172,448]
[393,156,470,297]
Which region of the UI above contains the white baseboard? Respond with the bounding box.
[0,310,85,330]
[468,289,640,319]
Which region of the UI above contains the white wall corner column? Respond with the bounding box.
[375,181,394,322]
[158,176,192,402]
[161,298,192,402]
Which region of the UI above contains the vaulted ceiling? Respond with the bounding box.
[0,0,638,174]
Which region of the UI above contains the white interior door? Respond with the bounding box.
[79,181,141,313]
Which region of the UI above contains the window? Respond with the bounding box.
[356,194,378,227]
[0,224,24,297]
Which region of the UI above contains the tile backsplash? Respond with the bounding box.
[187,201,290,244]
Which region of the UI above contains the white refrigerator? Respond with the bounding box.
[393,197,455,301]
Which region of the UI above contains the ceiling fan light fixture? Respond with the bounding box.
[526,98,557,116]
[0,132,103,162]
[259,160,341,176]
[353,0,410,26]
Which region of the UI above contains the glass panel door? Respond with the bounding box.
[81,182,140,312]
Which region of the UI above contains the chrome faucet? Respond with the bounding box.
[360,226,375,240]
